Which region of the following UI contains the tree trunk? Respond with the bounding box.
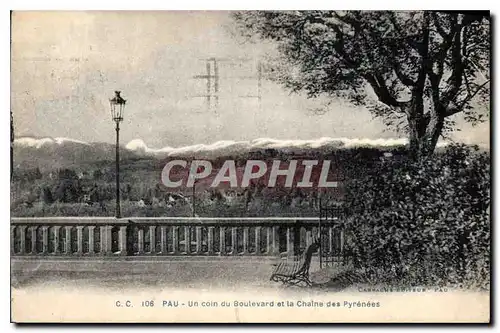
[407,13,441,160]
[423,113,444,156]
[407,108,444,160]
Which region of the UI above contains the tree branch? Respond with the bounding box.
[393,62,416,86]
[463,72,473,96]
[432,14,457,62]
[331,11,361,30]
[413,12,431,115]
[440,19,465,107]
[425,14,456,114]
[364,74,408,108]
[444,79,490,117]
[431,12,452,38]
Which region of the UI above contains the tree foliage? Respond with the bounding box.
[344,144,490,288]
[41,186,54,205]
[232,11,490,157]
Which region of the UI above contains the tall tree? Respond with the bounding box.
[232,11,490,157]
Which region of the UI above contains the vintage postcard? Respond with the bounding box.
[10,10,490,323]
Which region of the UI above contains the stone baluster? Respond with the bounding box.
[99,225,105,254]
[170,226,176,253]
[254,227,261,255]
[219,227,225,255]
[172,226,179,254]
[106,225,113,255]
[10,226,16,255]
[19,226,26,255]
[30,226,37,255]
[266,226,279,255]
[266,227,272,255]
[65,226,72,255]
[160,226,167,254]
[207,227,214,255]
[149,226,156,254]
[42,226,49,255]
[53,226,60,255]
[99,226,108,254]
[137,227,144,255]
[88,226,95,255]
[76,226,84,255]
[286,227,294,257]
[119,226,128,256]
[184,226,191,254]
[195,227,202,254]
[242,227,249,254]
[231,227,237,255]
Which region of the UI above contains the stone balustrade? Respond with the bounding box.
[11,217,344,258]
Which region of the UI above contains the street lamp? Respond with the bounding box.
[110,91,126,218]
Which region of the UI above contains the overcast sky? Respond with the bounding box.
[11,11,490,148]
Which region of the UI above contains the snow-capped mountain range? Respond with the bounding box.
[12,136,448,171]
[15,137,90,149]
[16,136,417,155]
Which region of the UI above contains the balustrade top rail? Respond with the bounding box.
[11,217,129,225]
[11,216,340,226]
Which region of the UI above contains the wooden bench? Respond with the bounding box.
[270,241,320,287]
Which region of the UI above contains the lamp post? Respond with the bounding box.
[109,91,126,218]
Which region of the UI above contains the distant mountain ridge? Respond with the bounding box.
[15,137,90,149]
[13,135,444,171]
[123,137,414,157]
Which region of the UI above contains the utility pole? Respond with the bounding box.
[192,57,262,113]
[193,58,219,113]
[237,61,262,110]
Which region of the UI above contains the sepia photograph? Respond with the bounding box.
[9,9,491,323]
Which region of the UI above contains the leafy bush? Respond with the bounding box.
[344,144,490,289]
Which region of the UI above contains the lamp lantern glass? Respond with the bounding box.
[110,91,126,121]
